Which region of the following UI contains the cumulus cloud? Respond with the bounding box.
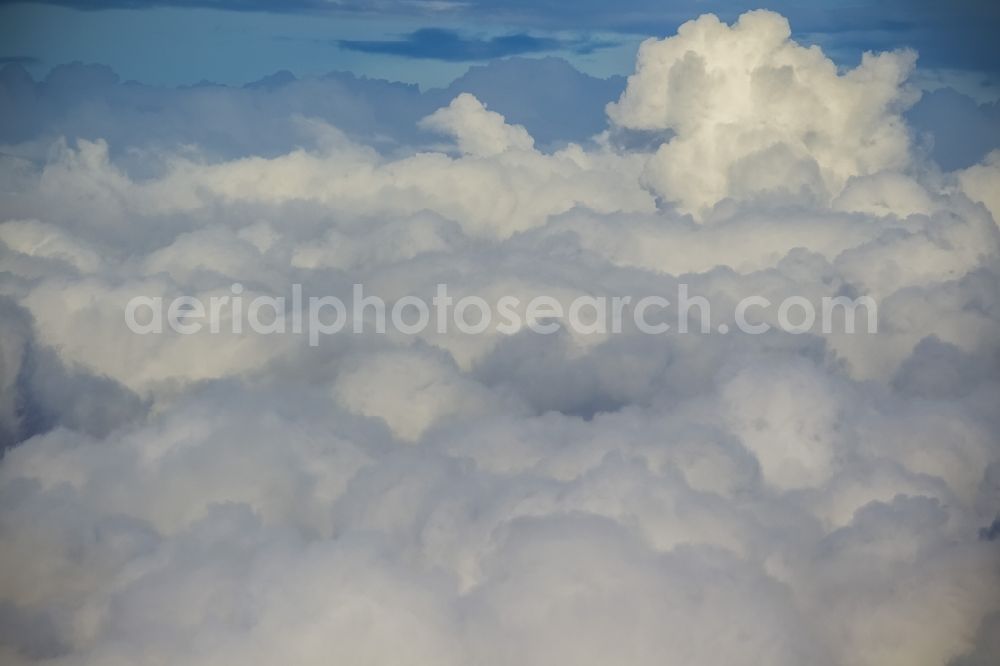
[608,10,918,216]
[0,9,998,666]
[419,93,536,156]
[958,149,1000,222]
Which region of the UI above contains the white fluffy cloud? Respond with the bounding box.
[958,149,1000,222]
[608,10,918,216]
[0,9,998,666]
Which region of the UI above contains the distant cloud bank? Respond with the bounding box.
[339,28,616,62]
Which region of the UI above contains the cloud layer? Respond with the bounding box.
[0,9,999,665]
[339,28,613,62]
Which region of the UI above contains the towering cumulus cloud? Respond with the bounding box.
[0,9,998,666]
[608,10,917,216]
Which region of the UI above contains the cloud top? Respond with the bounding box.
[609,10,917,215]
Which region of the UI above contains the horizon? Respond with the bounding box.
[2,1,999,88]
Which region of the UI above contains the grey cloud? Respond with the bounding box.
[907,87,1000,170]
[338,28,615,62]
[0,57,622,159]
[980,517,1000,541]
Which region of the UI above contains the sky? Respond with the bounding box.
[0,0,998,87]
[1,3,999,666]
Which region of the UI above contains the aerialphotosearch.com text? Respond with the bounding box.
[125,283,878,345]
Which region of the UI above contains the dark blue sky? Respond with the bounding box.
[0,0,997,87]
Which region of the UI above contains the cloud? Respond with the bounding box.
[338,27,613,62]
[419,93,535,156]
[958,150,1000,221]
[0,9,999,666]
[907,87,1000,170]
[608,10,917,216]
[0,56,38,65]
[0,57,623,155]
